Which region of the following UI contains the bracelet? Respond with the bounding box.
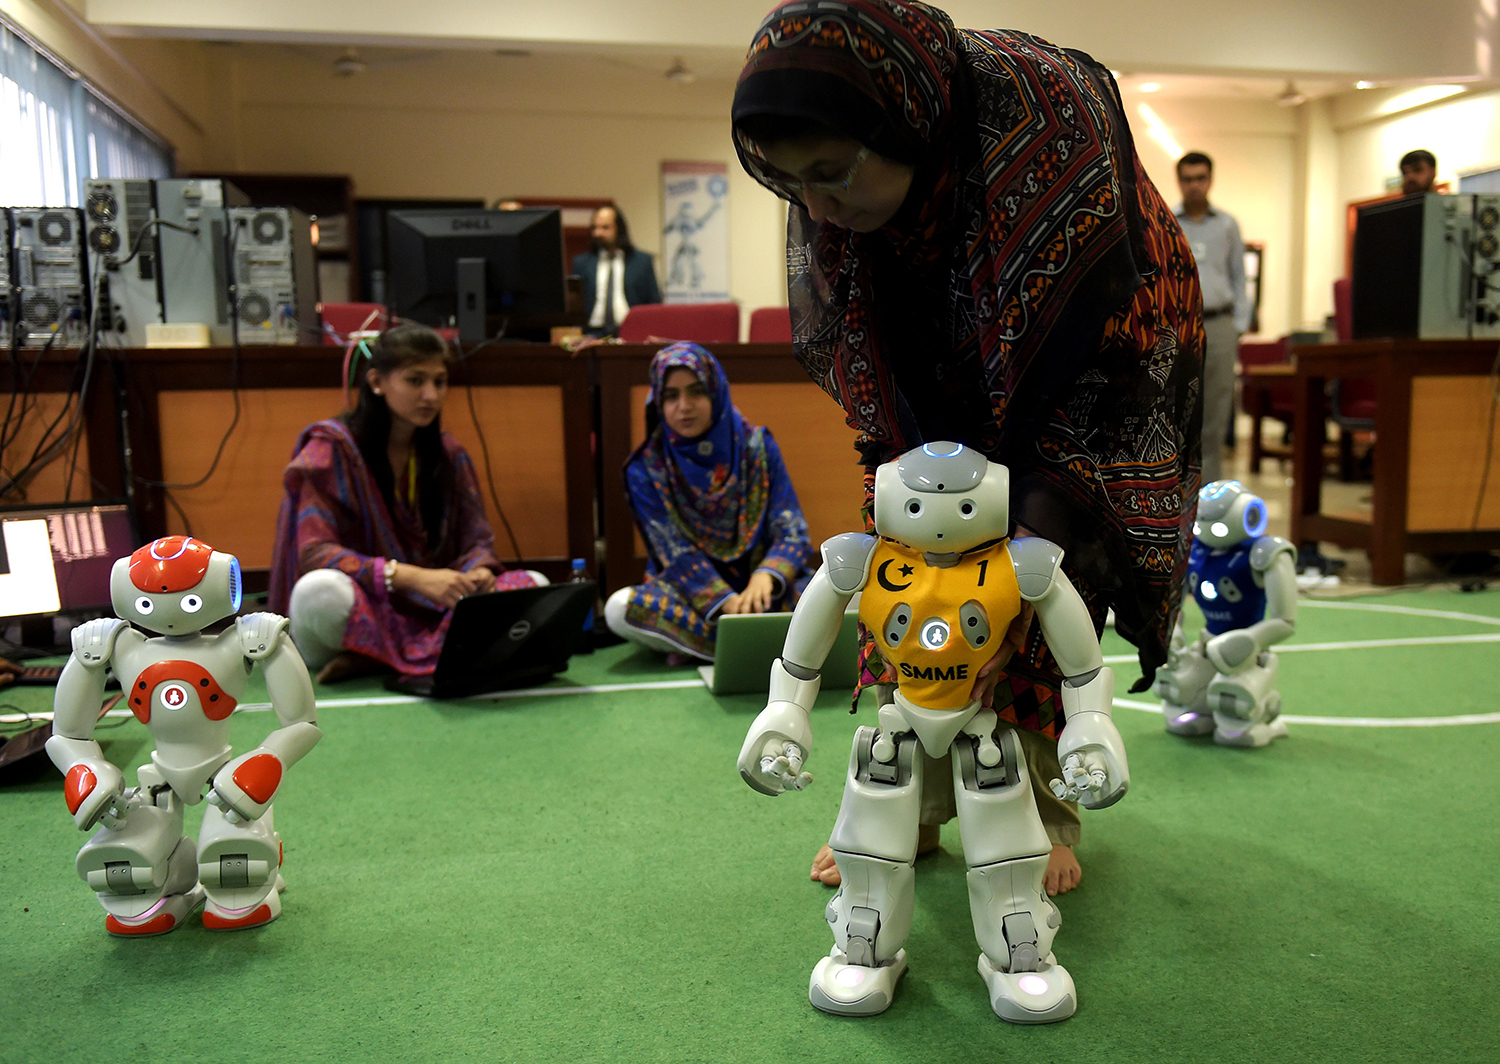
[384,558,397,593]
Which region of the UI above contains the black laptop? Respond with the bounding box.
[385,581,597,699]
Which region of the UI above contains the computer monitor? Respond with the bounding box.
[0,503,134,620]
[386,207,570,342]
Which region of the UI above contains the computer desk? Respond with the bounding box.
[1289,339,1500,584]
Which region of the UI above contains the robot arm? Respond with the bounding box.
[737,533,875,796]
[208,614,321,824]
[1009,539,1129,810]
[1205,536,1297,674]
[44,618,131,830]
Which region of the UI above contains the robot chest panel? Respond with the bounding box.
[1188,542,1266,633]
[116,638,247,732]
[858,539,1020,710]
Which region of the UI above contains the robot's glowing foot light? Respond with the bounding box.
[104,884,206,937]
[1211,715,1289,749]
[977,953,1076,1024]
[1162,707,1215,737]
[202,875,285,931]
[809,949,908,1016]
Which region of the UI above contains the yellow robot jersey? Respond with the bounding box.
[857,537,1022,710]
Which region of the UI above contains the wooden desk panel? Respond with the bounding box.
[3,392,91,504]
[158,388,343,567]
[1408,376,1500,531]
[441,385,569,560]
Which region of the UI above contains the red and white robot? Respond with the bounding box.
[46,536,320,936]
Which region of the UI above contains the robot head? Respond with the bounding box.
[872,442,1009,553]
[1193,480,1269,549]
[110,536,242,636]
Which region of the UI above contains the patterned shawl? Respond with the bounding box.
[732,0,1203,689]
[628,344,774,562]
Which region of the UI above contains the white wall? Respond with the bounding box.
[1128,95,1299,339]
[164,44,792,317]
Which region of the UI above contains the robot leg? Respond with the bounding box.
[198,801,285,930]
[1155,628,1217,736]
[74,770,203,936]
[953,725,1075,1024]
[1210,651,1289,748]
[812,726,922,1017]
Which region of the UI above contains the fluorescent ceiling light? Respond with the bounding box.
[1138,81,1161,93]
[1376,84,1465,115]
[1137,103,1182,160]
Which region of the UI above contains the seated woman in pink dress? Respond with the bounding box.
[268,323,540,683]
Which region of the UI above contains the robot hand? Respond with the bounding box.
[63,758,124,831]
[208,750,285,825]
[1049,749,1113,806]
[1206,629,1259,674]
[1054,713,1129,809]
[737,700,815,797]
[45,736,125,831]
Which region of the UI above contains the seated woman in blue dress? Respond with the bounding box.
[604,343,816,663]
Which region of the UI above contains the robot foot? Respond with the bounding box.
[977,952,1076,1024]
[809,948,907,1016]
[1213,715,1289,748]
[1161,703,1216,737]
[104,884,206,938]
[202,875,284,931]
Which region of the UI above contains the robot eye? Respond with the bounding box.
[906,499,923,517]
[180,594,203,613]
[959,500,976,518]
[1193,522,1201,537]
[1210,522,1230,538]
[134,596,154,615]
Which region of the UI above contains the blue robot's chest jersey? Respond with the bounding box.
[1188,539,1266,634]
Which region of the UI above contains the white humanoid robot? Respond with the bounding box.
[1154,480,1297,747]
[737,442,1128,1023]
[46,535,320,936]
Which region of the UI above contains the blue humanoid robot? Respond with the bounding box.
[1155,480,1298,747]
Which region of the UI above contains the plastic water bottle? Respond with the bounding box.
[570,558,594,636]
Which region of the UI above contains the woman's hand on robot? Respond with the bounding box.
[758,740,813,794]
[1049,749,1111,805]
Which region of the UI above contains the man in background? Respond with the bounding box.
[1175,151,1251,485]
[1400,149,1438,195]
[572,205,661,338]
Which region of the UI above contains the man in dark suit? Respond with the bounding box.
[572,205,661,337]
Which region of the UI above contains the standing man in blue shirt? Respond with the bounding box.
[572,205,662,338]
[1175,152,1251,485]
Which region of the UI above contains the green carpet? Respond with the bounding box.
[2,588,1498,1062]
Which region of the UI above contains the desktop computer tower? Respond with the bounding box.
[9,208,88,348]
[227,206,319,344]
[1350,192,1500,340]
[83,178,164,348]
[0,211,10,350]
[155,178,247,345]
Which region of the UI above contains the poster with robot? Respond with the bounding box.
[660,161,729,304]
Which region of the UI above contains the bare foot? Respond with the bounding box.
[315,651,384,685]
[1043,844,1081,896]
[810,822,942,888]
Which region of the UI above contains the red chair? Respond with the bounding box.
[319,303,388,344]
[617,302,741,344]
[1239,337,1295,473]
[748,306,793,343]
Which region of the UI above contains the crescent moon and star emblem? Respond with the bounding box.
[876,560,916,592]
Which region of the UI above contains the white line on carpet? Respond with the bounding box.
[1298,600,1500,626]
[1111,697,1500,728]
